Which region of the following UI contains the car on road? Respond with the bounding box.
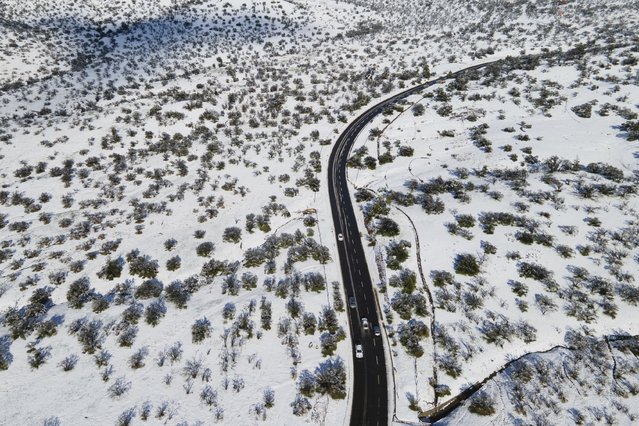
[355,344,364,359]
[349,296,356,309]
[361,318,369,331]
[373,325,381,337]
[337,233,344,242]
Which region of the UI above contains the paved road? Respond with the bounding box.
[327,61,498,426]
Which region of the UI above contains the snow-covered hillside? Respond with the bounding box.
[348,43,639,422]
[0,0,638,425]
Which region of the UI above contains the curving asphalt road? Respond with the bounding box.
[327,61,499,426]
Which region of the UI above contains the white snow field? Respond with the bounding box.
[0,0,638,425]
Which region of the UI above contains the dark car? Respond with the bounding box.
[349,296,356,309]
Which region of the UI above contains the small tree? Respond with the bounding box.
[320,332,338,356]
[398,319,429,357]
[166,256,181,271]
[97,257,124,281]
[222,302,236,321]
[75,319,105,354]
[297,369,317,396]
[241,272,258,290]
[571,103,592,118]
[164,238,178,251]
[314,357,347,399]
[196,242,215,257]
[318,306,339,334]
[376,217,400,237]
[134,279,163,299]
[286,297,303,318]
[302,312,317,335]
[412,103,426,116]
[128,254,159,279]
[122,302,144,324]
[453,253,480,276]
[145,299,167,326]
[94,349,112,367]
[165,281,189,309]
[117,324,138,347]
[518,262,552,281]
[260,298,272,330]
[620,120,639,141]
[332,282,345,312]
[66,277,94,308]
[42,417,60,426]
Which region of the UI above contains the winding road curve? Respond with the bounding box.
[327,60,498,426]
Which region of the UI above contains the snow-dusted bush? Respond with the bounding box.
[145,298,166,326]
[59,354,79,371]
[108,376,132,398]
[140,401,152,421]
[191,317,212,343]
[200,385,218,406]
[27,344,51,369]
[291,394,312,416]
[116,407,136,426]
[117,324,138,347]
[42,417,60,426]
[260,298,272,330]
[0,336,13,370]
[468,391,496,416]
[222,302,236,321]
[122,302,144,324]
[94,349,112,367]
[72,319,104,354]
[129,347,148,369]
[263,387,275,408]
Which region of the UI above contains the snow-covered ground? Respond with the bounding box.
[0,0,638,424]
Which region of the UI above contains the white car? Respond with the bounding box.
[355,344,364,359]
[337,233,344,242]
[361,318,369,331]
